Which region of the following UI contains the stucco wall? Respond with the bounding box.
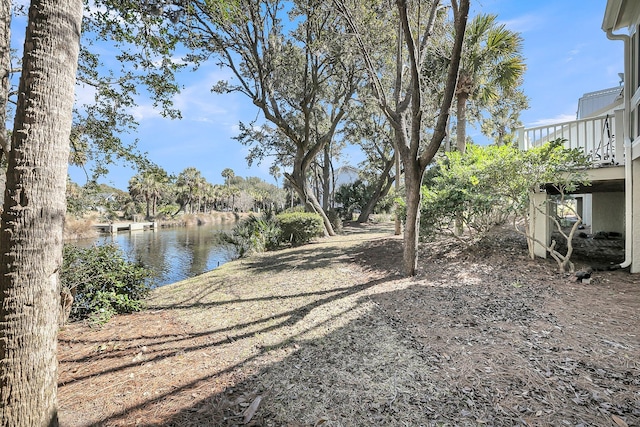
[591,192,625,235]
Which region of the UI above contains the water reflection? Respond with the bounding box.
[73,224,235,287]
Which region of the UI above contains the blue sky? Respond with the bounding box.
[14,1,625,190]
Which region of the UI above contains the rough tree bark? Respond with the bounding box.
[455,73,473,153]
[0,1,83,426]
[285,151,335,237]
[322,144,331,210]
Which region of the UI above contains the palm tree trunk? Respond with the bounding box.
[145,195,151,219]
[456,92,469,154]
[0,2,83,425]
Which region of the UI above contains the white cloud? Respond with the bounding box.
[564,44,588,63]
[499,14,540,33]
[130,103,164,121]
[527,114,576,128]
[172,67,243,123]
[75,83,97,106]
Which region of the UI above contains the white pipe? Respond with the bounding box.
[606,28,632,268]
[621,142,633,269]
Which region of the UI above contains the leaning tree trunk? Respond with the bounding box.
[357,157,394,223]
[322,144,331,210]
[0,2,83,426]
[286,167,335,237]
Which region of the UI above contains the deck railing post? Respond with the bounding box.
[516,126,525,150]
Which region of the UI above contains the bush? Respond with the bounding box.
[418,146,516,242]
[220,215,282,258]
[219,212,323,257]
[276,212,324,246]
[61,244,153,325]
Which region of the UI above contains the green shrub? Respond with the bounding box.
[220,215,282,258]
[282,205,307,214]
[276,212,324,246]
[61,244,153,325]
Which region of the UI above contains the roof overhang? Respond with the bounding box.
[603,0,640,32]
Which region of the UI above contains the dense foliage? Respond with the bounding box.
[420,144,514,240]
[276,212,325,246]
[221,215,282,258]
[221,211,324,257]
[419,140,590,271]
[335,179,395,221]
[61,244,154,325]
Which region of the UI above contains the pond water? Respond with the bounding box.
[73,223,236,287]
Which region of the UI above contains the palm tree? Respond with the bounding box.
[128,170,167,219]
[0,1,83,424]
[221,168,235,187]
[200,182,215,213]
[176,167,205,214]
[455,14,526,153]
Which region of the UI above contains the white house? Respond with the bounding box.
[517,0,640,272]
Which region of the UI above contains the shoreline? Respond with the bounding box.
[63,211,252,241]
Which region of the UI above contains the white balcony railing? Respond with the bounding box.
[517,113,623,166]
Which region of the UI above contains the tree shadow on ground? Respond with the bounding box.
[128,266,639,426]
[148,227,401,312]
[57,225,401,426]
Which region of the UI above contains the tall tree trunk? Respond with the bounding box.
[454,93,466,233]
[286,152,336,236]
[497,125,505,146]
[0,0,10,162]
[145,195,151,219]
[402,159,424,276]
[333,0,469,275]
[456,91,469,153]
[0,2,83,426]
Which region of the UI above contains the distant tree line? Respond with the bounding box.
[66,167,288,221]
